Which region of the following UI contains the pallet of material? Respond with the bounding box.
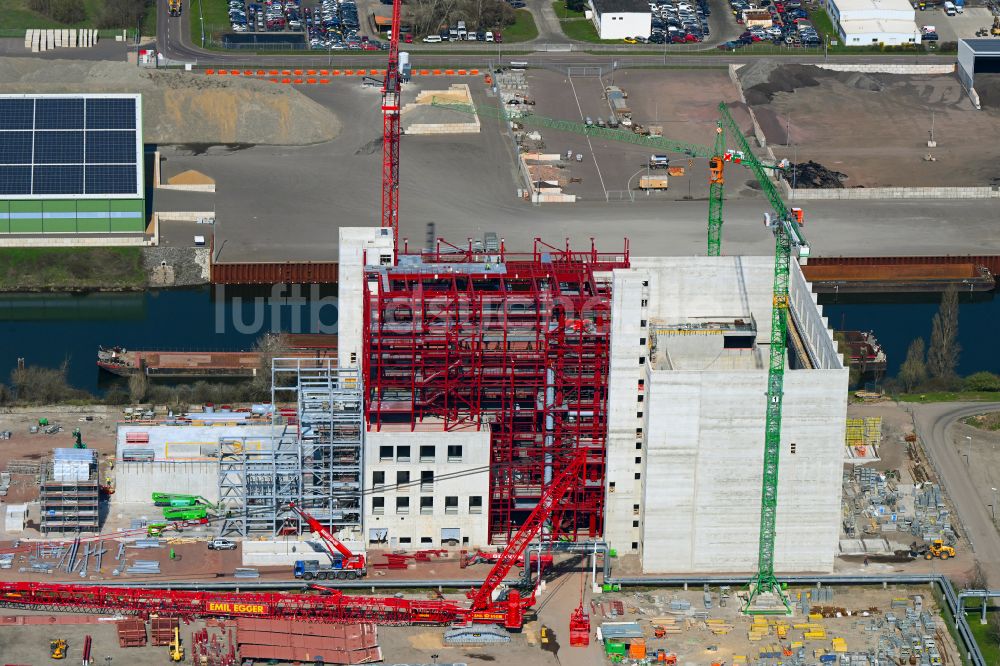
[116,619,146,647]
[150,617,179,646]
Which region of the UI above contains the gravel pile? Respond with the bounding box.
[786,161,847,189]
[142,246,210,286]
[974,74,1000,110]
[0,57,341,145]
[740,62,885,105]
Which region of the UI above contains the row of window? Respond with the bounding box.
[377,444,463,462]
[372,495,483,515]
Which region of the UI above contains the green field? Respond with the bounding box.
[559,17,619,43]
[0,247,146,291]
[966,611,1000,665]
[898,391,1000,403]
[190,0,229,45]
[552,0,586,19]
[502,8,538,42]
[0,0,142,31]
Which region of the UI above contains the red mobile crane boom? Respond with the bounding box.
[289,502,367,577]
[380,0,402,255]
[0,453,587,629]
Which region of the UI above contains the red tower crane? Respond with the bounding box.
[380,0,403,255]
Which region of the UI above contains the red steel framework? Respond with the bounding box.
[363,238,630,543]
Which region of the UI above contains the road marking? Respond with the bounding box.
[567,75,607,200]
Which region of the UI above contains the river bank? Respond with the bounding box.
[0,247,210,292]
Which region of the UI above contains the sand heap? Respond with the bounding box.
[0,57,342,145]
[738,61,884,105]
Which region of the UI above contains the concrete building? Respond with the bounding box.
[826,0,920,45]
[364,426,490,548]
[604,256,848,574]
[0,94,146,237]
[589,0,652,39]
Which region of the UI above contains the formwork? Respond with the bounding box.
[116,619,146,647]
[363,239,629,543]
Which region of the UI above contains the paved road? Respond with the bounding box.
[911,402,1000,586]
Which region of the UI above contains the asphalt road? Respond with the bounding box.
[911,402,1000,586]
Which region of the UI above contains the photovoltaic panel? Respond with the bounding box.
[34,131,84,164]
[85,98,136,129]
[85,165,137,194]
[0,100,34,130]
[0,131,33,164]
[0,95,140,197]
[85,131,135,163]
[34,98,85,130]
[33,165,83,194]
[0,166,31,195]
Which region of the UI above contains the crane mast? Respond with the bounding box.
[380,0,402,256]
[707,122,726,257]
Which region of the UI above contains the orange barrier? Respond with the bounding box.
[217,70,227,75]
[256,70,266,76]
[293,78,303,84]
[306,78,317,84]
[356,70,366,76]
[230,70,240,75]
[243,70,253,76]
[458,69,467,75]
[344,69,354,75]
[320,69,329,75]
[206,69,215,75]
[270,78,279,83]
[433,69,441,75]
[319,78,330,84]
[281,78,291,84]
[307,69,316,75]
[445,69,454,75]
[470,69,479,75]
[332,70,341,75]
[420,69,429,76]
[282,69,291,75]
[269,70,279,75]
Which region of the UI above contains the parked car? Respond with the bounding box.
[423,34,442,42]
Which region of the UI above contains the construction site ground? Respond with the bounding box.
[742,63,1000,188]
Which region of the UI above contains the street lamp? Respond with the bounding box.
[966,436,973,469]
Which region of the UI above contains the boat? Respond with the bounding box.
[838,331,887,376]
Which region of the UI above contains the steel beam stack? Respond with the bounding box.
[363,239,629,543]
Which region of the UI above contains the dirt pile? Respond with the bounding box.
[740,62,885,105]
[975,74,1000,110]
[787,161,847,188]
[0,57,341,145]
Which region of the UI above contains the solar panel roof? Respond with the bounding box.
[0,94,142,198]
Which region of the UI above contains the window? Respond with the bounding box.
[380,254,392,266]
[641,299,648,307]
[420,470,434,491]
[447,445,463,462]
[350,352,357,365]
[637,395,644,403]
[635,457,641,464]
[399,536,411,544]
[632,503,640,515]
[396,470,410,486]
[420,496,434,515]
[638,378,644,387]
[372,471,385,487]
[379,445,392,461]
[790,442,797,454]
[634,472,641,480]
[396,497,409,514]
[445,496,459,515]
[636,428,643,437]
[421,536,433,544]
[633,520,639,528]
[642,280,648,287]
[469,496,483,514]
[637,411,643,418]
[396,446,411,462]
[639,337,646,345]
[419,445,435,462]
[609,481,616,493]
[639,356,645,365]
[636,442,642,450]
[640,319,647,328]
[631,542,639,550]
[372,497,384,514]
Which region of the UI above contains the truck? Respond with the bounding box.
[289,502,367,580]
[168,0,182,16]
[456,20,467,39]
[639,176,669,190]
[398,51,411,82]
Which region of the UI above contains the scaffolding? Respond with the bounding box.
[364,239,629,543]
[216,359,363,538]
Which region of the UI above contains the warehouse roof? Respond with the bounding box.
[591,0,650,14]
[840,18,921,35]
[831,0,913,12]
[961,38,1000,54]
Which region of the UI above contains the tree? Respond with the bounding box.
[898,337,928,392]
[251,333,289,398]
[128,372,148,403]
[927,286,960,384]
[51,0,86,23]
[965,372,1000,392]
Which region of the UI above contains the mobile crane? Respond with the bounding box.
[0,453,588,630]
[288,502,367,580]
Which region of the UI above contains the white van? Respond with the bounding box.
[485,31,494,41]
[423,34,442,42]
[943,1,955,15]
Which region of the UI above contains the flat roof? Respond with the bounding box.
[591,0,650,14]
[832,0,913,12]
[840,18,921,34]
[961,38,1000,54]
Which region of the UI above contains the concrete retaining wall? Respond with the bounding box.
[114,461,219,504]
[0,235,147,247]
[404,123,480,135]
[783,181,1000,200]
[241,538,365,566]
[815,63,955,74]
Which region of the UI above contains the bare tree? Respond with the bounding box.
[927,286,960,384]
[128,373,148,404]
[252,333,289,397]
[898,337,928,392]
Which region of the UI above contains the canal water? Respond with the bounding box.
[0,286,996,395]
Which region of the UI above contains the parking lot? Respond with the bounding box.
[718,0,824,50]
[915,6,998,42]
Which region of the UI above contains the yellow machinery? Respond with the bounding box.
[993,17,1000,36]
[168,0,182,16]
[925,539,956,560]
[50,639,67,660]
[168,626,184,662]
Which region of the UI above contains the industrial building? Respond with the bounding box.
[825,0,921,46]
[603,256,848,573]
[589,0,652,39]
[0,94,146,237]
[339,228,848,572]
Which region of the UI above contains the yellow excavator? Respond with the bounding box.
[168,626,184,662]
[50,639,67,660]
[924,539,956,560]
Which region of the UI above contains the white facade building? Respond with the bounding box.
[364,427,490,549]
[827,0,920,45]
[603,256,848,574]
[589,0,652,39]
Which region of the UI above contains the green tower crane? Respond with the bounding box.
[717,102,807,614]
[707,123,726,257]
